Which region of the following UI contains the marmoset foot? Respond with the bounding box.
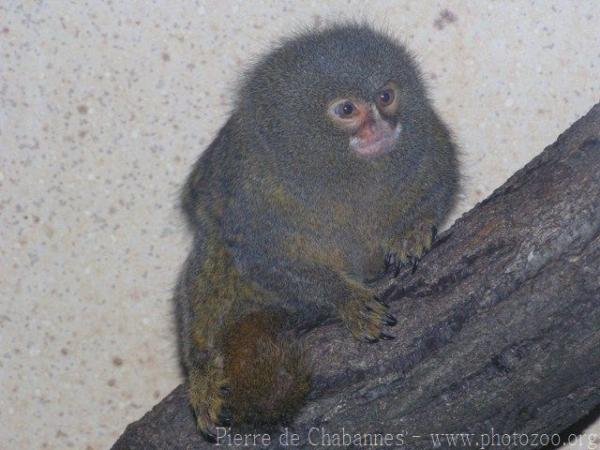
[189,361,231,441]
[341,294,397,342]
[386,222,438,274]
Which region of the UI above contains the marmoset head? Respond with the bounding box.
[237,24,430,169]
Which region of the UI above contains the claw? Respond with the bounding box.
[365,301,387,312]
[366,299,388,313]
[219,408,233,426]
[411,259,419,274]
[380,332,395,340]
[375,297,389,307]
[203,432,217,443]
[199,414,218,442]
[364,334,379,343]
[385,253,395,268]
[384,253,402,277]
[384,313,397,326]
[220,386,231,396]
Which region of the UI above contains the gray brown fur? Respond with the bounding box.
[174,23,459,439]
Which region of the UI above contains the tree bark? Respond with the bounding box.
[112,103,600,450]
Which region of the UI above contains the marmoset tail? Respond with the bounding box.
[174,23,459,440]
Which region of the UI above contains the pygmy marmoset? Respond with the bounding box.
[174,23,459,440]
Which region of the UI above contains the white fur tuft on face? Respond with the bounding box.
[349,121,402,159]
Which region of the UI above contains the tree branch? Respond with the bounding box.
[112,102,600,450]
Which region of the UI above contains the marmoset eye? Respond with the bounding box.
[375,82,400,115]
[335,101,356,118]
[378,89,394,106]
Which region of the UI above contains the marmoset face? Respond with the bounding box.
[326,81,402,159]
[240,25,427,168]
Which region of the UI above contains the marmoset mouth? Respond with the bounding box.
[350,123,402,159]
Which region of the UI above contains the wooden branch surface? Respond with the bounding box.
[112,103,600,450]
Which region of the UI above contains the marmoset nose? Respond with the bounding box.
[357,107,390,141]
[357,119,378,141]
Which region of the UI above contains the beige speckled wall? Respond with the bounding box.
[1,1,599,449]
